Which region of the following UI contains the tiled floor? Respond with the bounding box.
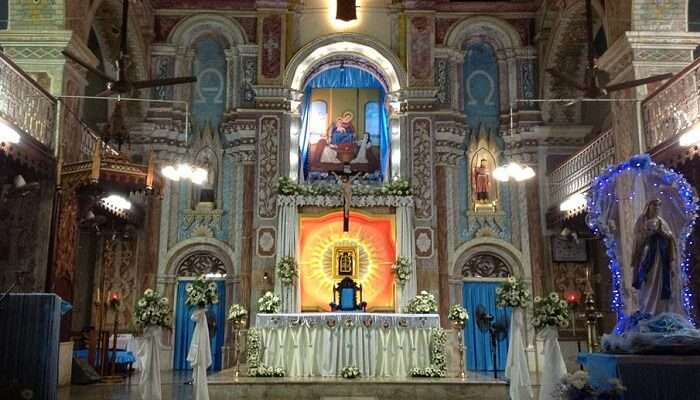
[59,370,510,400]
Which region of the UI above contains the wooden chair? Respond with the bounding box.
[329,277,367,312]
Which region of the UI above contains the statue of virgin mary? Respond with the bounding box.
[630,199,680,315]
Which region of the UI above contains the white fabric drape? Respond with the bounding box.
[506,308,533,400]
[275,201,300,312]
[137,326,164,400]
[396,204,416,310]
[259,321,433,377]
[187,308,211,400]
[538,326,567,400]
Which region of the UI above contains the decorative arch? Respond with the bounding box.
[162,237,236,277]
[444,16,523,50]
[451,237,526,279]
[168,14,248,47]
[285,33,406,93]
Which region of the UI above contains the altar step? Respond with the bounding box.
[209,369,509,400]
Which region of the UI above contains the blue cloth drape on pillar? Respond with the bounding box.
[173,280,226,371]
[463,282,511,372]
[299,66,390,180]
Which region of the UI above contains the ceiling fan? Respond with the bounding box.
[62,0,196,97]
[546,0,672,99]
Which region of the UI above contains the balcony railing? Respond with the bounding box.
[643,57,700,151]
[548,129,616,210]
[0,52,57,151]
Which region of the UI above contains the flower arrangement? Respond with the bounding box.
[246,328,261,370]
[393,256,412,285]
[185,275,219,308]
[448,304,469,325]
[276,256,297,286]
[134,289,171,328]
[559,371,625,400]
[227,303,248,325]
[405,290,438,314]
[275,176,413,197]
[341,366,360,379]
[249,364,286,377]
[257,291,281,314]
[410,328,447,377]
[533,292,571,330]
[496,277,531,308]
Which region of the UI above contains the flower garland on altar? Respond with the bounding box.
[246,328,261,369]
[393,256,412,285]
[448,304,469,325]
[134,289,171,328]
[227,303,247,324]
[405,290,438,314]
[276,256,297,286]
[496,277,531,308]
[258,291,281,313]
[409,328,447,377]
[276,176,412,197]
[533,292,570,330]
[185,275,219,308]
[341,366,360,379]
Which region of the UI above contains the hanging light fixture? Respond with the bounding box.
[493,162,536,182]
[160,108,208,184]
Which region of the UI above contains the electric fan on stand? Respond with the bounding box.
[475,304,509,379]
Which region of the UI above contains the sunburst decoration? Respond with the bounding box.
[299,211,396,311]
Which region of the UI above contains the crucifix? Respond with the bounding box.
[263,36,279,62]
[332,171,361,232]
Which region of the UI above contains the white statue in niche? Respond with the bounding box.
[630,199,681,315]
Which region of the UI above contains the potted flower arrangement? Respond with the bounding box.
[559,371,625,400]
[496,277,531,308]
[393,256,411,286]
[276,256,297,286]
[257,291,281,314]
[185,275,219,308]
[405,290,438,314]
[341,366,360,379]
[227,303,248,324]
[134,288,171,329]
[448,304,469,326]
[532,292,570,330]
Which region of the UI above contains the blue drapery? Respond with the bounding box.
[173,280,226,371]
[463,282,511,372]
[299,66,390,180]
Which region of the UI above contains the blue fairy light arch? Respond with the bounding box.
[587,154,699,333]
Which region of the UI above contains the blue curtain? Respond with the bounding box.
[299,66,390,180]
[173,280,226,371]
[463,282,511,372]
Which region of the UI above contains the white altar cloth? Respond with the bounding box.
[255,313,440,377]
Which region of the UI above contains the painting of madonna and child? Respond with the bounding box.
[303,87,385,182]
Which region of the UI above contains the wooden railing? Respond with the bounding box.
[643,57,700,151]
[0,52,57,150]
[548,129,615,210]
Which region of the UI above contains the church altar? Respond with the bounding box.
[255,313,440,377]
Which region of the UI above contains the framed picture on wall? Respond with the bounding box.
[551,236,588,263]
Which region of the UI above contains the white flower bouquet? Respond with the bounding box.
[404,290,438,314]
[250,365,286,377]
[393,256,412,285]
[185,275,219,308]
[134,288,171,328]
[276,256,298,286]
[495,277,531,308]
[341,366,360,379]
[447,304,469,325]
[559,370,625,399]
[227,303,248,325]
[532,292,570,330]
[257,291,281,313]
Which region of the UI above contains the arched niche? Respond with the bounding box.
[443,16,532,122]
[283,33,406,181]
[451,237,527,279]
[162,237,236,278]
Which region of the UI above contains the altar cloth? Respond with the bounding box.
[577,352,700,400]
[255,313,440,377]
